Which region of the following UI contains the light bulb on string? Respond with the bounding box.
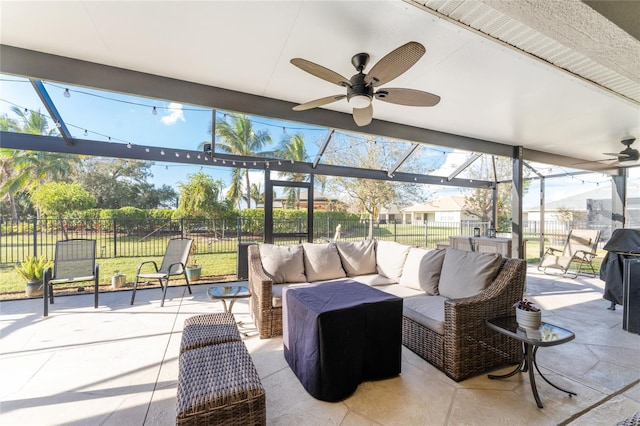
[127,143,132,148]
[152,107,158,115]
[160,150,165,155]
[145,148,150,152]
[63,88,70,98]
[83,130,88,136]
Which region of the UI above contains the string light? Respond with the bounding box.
[63,88,70,98]
[152,106,158,115]
[127,143,132,148]
[160,149,165,155]
[83,130,88,136]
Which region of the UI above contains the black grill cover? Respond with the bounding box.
[600,229,640,305]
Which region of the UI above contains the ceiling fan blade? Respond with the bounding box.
[353,104,373,127]
[291,58,351,87]
[364,41,426,87]
[292,95,346,111]
[603,152,632,158]
[375,88,440,106]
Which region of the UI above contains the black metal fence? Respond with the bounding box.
[0,216,611,265]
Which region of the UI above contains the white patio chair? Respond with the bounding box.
[537,229,600,278]
[131,238,193,307]
[43,239,99,317]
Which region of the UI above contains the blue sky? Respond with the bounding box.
[1,73,625,208]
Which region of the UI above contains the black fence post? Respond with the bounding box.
[33,216,38,257]
[394,220,397,242]
[237,216,242,243]
[180,218,184,238]
[113,218,117,257]
[424,221,429,248]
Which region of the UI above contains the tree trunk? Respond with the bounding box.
[368,212,374,239]
[244,170,251,209]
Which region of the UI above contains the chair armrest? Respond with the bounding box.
[136,260,158,275]
[573,250,597,261]
[167,261,186,276]
[543,247,562,256]
[247,245,275,311]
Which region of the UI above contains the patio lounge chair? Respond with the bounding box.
[131,238,193,307]
[43,239,99,317]
[537,229,601,278]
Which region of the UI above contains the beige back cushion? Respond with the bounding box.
[376,240,411,282]
[259,244,306,284]
[302,243,347,282]
[399,248,446,295]
[335,240,377,276]
[438,249,502,299]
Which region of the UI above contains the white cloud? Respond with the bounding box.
[161,102,185,125]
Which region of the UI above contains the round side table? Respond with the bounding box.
[207,285,251,313]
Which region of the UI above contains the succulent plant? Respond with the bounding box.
[513,299,540,312]
[15,256,53,282]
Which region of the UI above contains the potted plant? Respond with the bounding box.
[16,256,53,298]
[514,299,541,329]
[185,242,202,281]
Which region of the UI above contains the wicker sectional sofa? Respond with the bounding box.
[247,240,526,381]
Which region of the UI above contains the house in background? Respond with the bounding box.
[524,183,640,239]
[401,196,476,225]
[273,190,345,211]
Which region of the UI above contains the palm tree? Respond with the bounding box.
[0,108,79,219]
[214,114,272,208]
[276,133,308,209]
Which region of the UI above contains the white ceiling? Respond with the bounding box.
[1,0,639,170]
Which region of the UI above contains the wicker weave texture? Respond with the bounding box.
[248,245,283,338]
[180,313,242,355]
[176,341,266,426]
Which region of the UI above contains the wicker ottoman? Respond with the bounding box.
[176,341,266,426]
[180,313,242,355]
[617,412,640,426]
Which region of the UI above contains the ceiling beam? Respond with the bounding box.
[0,131,494,189]
[0,45,621,175]
[29,79,74,146]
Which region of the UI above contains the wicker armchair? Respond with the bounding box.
[402,257,527,381]
[248,244,284,339]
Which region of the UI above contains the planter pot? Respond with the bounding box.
[112,273,126,290]
[186,266,202,281]
[516,308,541,329]
[25,280,44,298]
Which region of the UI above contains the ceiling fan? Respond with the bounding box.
[290,41,440,127]
[603,137,639,164]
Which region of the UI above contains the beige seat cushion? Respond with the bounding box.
[374,283,425,299]
[403,295,448,335]
[302,243,346,282]
[349,273,397,287]
[376,240,411,281]
[438,249,502,299]
[399,248,445,295]
[335,240,377,276]
[259,244,306,284]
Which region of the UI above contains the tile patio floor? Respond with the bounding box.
[1,266,639,425]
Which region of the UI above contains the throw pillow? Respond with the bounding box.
[399,248,445,295]
[438,249,502,299]
[375,240,411,282]
[335,239,377,276]
[259,244,306,284]
[302,243,346,282]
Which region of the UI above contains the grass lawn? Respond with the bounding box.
[0,252,238,300]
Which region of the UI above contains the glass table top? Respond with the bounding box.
[207,285,251,299]
[487,316,575,347]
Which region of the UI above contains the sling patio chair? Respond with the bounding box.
[43,239,99,317]
[131,238,193,307]
[537,229,601,278]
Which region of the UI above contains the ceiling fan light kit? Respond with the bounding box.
[291,41,440,126]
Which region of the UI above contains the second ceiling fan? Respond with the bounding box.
[290,41,440,127]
